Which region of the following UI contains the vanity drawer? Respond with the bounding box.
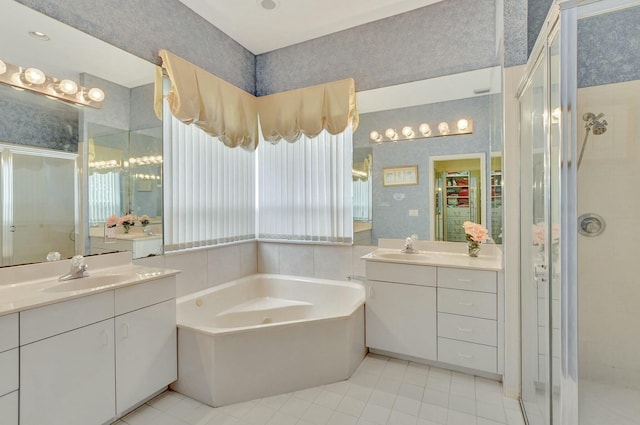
[0,313,18,353]
[438,288,496,320]
[115,276,175,315]
[438,337,497,373]
[0,348,18,396]
[438,313,497,346]
[20,291,114,345]
[438,268,496,293]
[366,261,436,286]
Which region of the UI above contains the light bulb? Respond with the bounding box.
[385,128,398,140]
[0,60,6,75]
[457,119,469,131]
[401,126,415,138]
[438,122,450,135]
[58,79,78,95]
[369,130,382,142]
[419,123,432,136]
[87,87,105,102]
[24,67,46,85]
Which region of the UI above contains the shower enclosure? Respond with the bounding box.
[517,1,640,424]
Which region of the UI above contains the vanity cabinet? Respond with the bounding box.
[364,260,502,376]
[115,277,177,416]
[20,291,116,425]
[0,313,19,425]
[365,262,438,361]
[18,275,177,425]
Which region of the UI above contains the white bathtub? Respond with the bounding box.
[170,273,366,407]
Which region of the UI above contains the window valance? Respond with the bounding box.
[158,49,258,150]
[155,50,359,149]
[258,79,359,144]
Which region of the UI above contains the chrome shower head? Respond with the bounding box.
[583,112,608,135]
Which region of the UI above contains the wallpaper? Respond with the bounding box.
[256,0,499,96]
[15,0,256,94]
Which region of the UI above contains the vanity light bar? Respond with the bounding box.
[369,119,473,144]
[0,59,105,109]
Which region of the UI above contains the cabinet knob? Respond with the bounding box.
[457,327,473,333]
[458,353,473,359]
[121,323,129,339]
[458,302,474,307]
[101,330,109,346]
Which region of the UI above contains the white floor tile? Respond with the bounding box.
[388,410,419,425]
[113,355,521,425]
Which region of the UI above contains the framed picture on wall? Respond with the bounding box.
[383,165,418,186]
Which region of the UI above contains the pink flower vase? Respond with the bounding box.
[467,240,480,257]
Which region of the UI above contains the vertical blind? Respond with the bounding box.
[257,127,353,243]
[163,113,255,251]
[352,178,371,222]
[88,172,121,223]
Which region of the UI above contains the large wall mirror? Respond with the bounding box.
[353,66,503,245]
[0,0,161,266]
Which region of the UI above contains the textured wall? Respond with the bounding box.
[527,0,553,56]
[355,95,499,243]
[504,0,528,67]
[578,6,640,87]
[130,83,161,131]
[15,0,256,94]
[255,0,498,96]
[0,89,79,152]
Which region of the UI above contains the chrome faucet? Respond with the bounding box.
[402,234,419,253]
[59,255,89,281]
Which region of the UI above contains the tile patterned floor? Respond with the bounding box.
[113,354,525,425]
[579,380,640,425]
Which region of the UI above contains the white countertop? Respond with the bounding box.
[361,248,502,271]
[0,254,179,316]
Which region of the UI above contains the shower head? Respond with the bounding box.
[583,111,608,135]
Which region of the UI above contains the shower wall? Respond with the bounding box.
[577,78,640,390]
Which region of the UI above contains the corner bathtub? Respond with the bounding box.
[170,273,366,407]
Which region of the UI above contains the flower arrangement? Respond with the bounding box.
[106,214,118,228]
[462,221,489,257]
[532,223,560,261]
[139,214,150,227]
[118,214,137,233]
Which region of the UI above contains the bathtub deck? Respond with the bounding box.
[217,296,312,316]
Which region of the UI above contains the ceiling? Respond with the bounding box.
[177,0,445,55]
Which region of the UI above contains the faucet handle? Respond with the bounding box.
[70,255,85,266]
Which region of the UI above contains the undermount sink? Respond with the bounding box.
[373,252,432,262]
[43,274,132,293]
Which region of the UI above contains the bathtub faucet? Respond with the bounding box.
[59,255,89,281]
[402,234,419,254]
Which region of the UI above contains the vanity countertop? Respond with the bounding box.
[0,255,179,316]
[361,248,502,271]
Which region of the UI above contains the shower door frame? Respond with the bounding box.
[516,2,579,424]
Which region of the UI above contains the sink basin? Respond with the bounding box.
[374,252,432,262]
[43,274,131,293]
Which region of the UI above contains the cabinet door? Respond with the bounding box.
[20,319,115,425]
[365,280,436,360]
[115,299,177,416]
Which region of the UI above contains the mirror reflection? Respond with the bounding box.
[0,1,161,266]
[353,67,503,245]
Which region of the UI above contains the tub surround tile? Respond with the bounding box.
[258,243,280,274]
[240,241,258,276]
[279,244,314,277]
[313,245,353,281]
[207,244,241,286]
[165,250,208,297]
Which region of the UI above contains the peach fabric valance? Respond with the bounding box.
[158,49,258,150]
[257,78,359,143]
[155,50,359,149]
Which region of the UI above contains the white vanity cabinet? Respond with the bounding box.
[20,292,116,425]
[436,267,499,373]
[363,255,502,377]
[114,277,177,416]
[17,274,177,425]
[0,313,19,425]
[365,262,438,361]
